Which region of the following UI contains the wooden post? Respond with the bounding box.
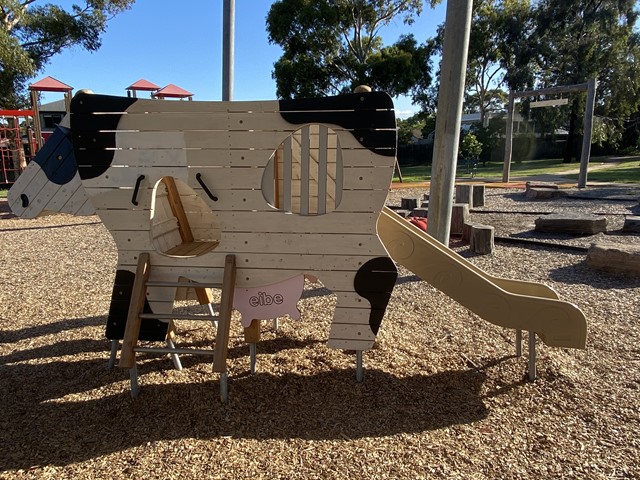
[426,0,473,244]
[578,78,597,189]
[470,225,494,254]
[455,184,473,205]
[472,184,485,207]
[244,319,261,343]
[213,255,236,373]
[450,203,470,236]
[30,90,43,149]
[119,253,151,369]
[502,91,515,182]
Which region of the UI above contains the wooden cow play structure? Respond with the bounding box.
[9,91,587,401]
[9,91,399,398]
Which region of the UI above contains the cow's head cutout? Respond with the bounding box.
[150,176,220,257]
[261,124,343,215]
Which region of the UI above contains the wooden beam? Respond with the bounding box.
[119,253,151,369]
[529,98,569,108]
[161,176,194,243]
[213,254,236,373]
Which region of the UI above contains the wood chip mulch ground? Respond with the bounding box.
[1,184,639,479]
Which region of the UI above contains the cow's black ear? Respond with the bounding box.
[278,92,396,156]
[70,93,138,180]
[71,92,138,114]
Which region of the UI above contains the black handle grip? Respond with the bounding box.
[132,175,145,206]
[196,173,218,201]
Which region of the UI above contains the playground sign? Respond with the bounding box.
[530,98,569,108]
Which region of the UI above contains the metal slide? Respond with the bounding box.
[377,207,587,349]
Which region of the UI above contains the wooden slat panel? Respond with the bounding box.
[214,211,379,234]
[317,125,328,215]
[86,186,153,210]
[124,99,280,114]
[300,125,310,215]
[283,136,292,213]
[221,232,385,255]
[45,174,86,213]
[59,183,92,215]
[335,147,344,207]
[111,147,189,168]
[98,209,151,231]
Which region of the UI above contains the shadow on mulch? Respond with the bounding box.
[0,199,15,219]
[0,343,489,470]
[549,260,640,289]
[0,315,106,344]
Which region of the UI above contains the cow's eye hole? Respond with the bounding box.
[20,194,29,208]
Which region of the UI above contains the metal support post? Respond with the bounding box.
[356,351,364,383]
[219,372,228,403]
[528,331,537,381]
[166,338,183,371]
[249,343,257,375]
[515,329,522,357]
[129,365,140,398]
[108,339,119,369]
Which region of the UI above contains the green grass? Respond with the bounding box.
[0,189,7,199]
[565,157,640,183]
[393,156,640,183]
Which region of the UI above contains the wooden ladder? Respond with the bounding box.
[118,252,237,402]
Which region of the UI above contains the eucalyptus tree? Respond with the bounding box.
[0,0,134,108]
[266,0,439,100]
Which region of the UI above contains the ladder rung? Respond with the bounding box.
[145,281,222,289]
[134,346,214,356]
[139,313,219,321]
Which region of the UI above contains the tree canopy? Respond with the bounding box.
[266,0,439,100]
[0,0,134,108]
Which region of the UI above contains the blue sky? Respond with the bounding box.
[36,0,447,117]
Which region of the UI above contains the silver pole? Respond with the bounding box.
[249,343,257,375]
[426,0,473,244]
[107,339,119,369]
[222,0,235,101]
[515,329,522,357]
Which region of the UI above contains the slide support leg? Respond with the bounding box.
[108,339,119,369]
[356,350,364,383]
[515,329,522,357]
[528,331,537,381]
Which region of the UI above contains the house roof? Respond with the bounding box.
[127,79,160,91]
[29,76,73,92]
[153,84,194,99]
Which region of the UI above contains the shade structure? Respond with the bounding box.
[29,76,73,92]
[153,84,194,99]
[127,79,160,91]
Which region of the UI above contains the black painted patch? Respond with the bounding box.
[354,257,398,335]
[70,93,138,180]
[106,269,168,341]
[32,126,77,185]
[279,92,397,157]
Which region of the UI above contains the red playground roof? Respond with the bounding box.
[153,84,194,99]
[127,79,160,91]
[29,76,73,92]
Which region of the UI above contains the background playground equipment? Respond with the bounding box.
[8,91,586,400]
[0,109,38,184]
